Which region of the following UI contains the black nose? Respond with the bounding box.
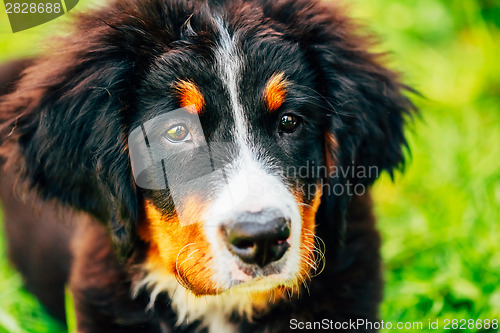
[222,210,290,267]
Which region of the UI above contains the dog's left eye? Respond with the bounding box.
[278,114,300,133]
[164,124,190,142]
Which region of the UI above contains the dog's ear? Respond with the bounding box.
[1,59,140,259]
[0,10,177,259]
[309,27,415,185]
[319,54,416,186]
[310,20,416,185]
[316,11,415,251]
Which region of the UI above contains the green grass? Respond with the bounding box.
[350,0,500,330]
[0,223,65,333]
[1,0,499,332]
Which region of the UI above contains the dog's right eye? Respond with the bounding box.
[164,124,190,143]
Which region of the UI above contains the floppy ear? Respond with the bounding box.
[316,18,415,251]
[0,59,140,259]
[0,8,180,259]
[305,10,416,184]
[319,53,416,186]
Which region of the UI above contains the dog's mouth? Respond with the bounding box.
[227,243,291,281]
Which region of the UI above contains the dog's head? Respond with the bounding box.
[0,0,414,299]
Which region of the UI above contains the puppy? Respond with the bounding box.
[0,0,415,332]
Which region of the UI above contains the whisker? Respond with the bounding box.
[296,201,314,209]
[302,280,311,296]
[175,243,196,289]
[180,249,200,266]
[302,228,327,278]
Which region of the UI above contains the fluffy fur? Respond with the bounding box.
[0,0,415,332]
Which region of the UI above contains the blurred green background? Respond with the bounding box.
[0,0,499,332]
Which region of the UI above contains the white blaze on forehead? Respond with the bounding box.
[211,16,299,220]
[213,16,249,154]
[206,17,302,287]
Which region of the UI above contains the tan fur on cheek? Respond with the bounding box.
[138,201,221,295]
[296,190,323,285]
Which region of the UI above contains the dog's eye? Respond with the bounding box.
[164,124,190,142]
[278,114,300,133]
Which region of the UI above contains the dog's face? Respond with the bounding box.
[133,18,324,295]
[1,0,413,305]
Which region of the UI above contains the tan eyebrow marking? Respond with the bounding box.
[175,80,205,114]
[264,72,289,112]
